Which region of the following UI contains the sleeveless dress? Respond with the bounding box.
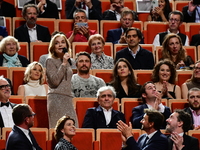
[23,80,46,96]
[159,85,176,99]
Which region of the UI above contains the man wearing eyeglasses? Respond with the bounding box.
[6,104,42,150]
[153,11,189,48]
[0,75,16,128]
[66,9,97,43]
[106,9,142,44]
[82,86,125,129]
[131,81,171,129]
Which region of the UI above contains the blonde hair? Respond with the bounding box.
[88,34,105,47]
[48,34,71,58]
[0,36,20,53]
[24,61,45,84]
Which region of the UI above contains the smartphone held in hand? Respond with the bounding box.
[76,22,88,27]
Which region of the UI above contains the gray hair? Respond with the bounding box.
[0,75,7,82]
[73,9,88,19]
[96,86,116,98]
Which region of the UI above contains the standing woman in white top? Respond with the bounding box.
[17,61,48,96]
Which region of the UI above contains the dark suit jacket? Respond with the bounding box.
[182,6,196,22]
[0,1,15,17]
[183,107,195,129]
[106,28,144,44]
[168,134,199,150]
[0,26,8,37]
[131,104,171,129]
[6,125,42,150]
[0,102,16,128]
[123,130,168,150]
[14,24,51,43]
[115,46,154,70]
[190,34,200,46]
[0,54,30,67]
[82,105,125,129]
[65,0,102,20]
[25,0,59,19]
[102,10,139,21]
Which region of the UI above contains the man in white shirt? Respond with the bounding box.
[166,109,199,150]
[153,11,189,48]
[0,75,16,128]
[6,104,42,150]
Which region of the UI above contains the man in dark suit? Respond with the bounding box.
[190,34,200,46]
[166,109,199,150]
[115,27,154,70]
[184,87,200,129]
[131,81,171,129]
[14,4,51,43]
[182,0,200,22]
[0,75,16,128]
[65,0,102,20]
[24,0,59,19]
[0,0,15,17]
[6,104,42,150]
[82,86,125,129]
[117,109,168,150]
[102,0,138,21]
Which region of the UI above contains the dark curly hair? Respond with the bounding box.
[54,116,75,142]
[152,59,176,84]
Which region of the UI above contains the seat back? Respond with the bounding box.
[9,67,26,95]
[5,17,12,36]
[9,95,24,104]
[174,1,188,11]
[96,129,141,150]
[186,23,200,41]
[0,67,9,78]
[168,99,188,112]
[134,70,153,85]
[19,42,29,59]
[188,130,200,148]
[25,96,49,128]
[92,69,113,84]
[30,42,49,62]
[176,70,193,87]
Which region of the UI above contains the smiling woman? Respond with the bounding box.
[17,61,48,96]
[0,36,29,67]
[152,59,181,99]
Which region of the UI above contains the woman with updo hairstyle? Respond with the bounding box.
[152,59,181,99]
[109,58,141,100]
[88,34,114,69]
[17,61,48,96]
[0,36,29,67]
[54,115,77,150]
[161,33,194,69]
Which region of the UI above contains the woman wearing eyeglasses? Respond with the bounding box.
[54,115,77,150]
[161,33,194,70]
[181,61,200,99]
[17,61,48,96]
[148,0,171,22]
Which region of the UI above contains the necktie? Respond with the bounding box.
[1,102,9,107]
[142,136,149,148]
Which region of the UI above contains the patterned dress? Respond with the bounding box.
[46,57,78,128]
[54,138,77,150]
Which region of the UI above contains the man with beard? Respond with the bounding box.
[102,0,138,21]
[153,11,189,48]
[14,4,51,43]
[184,87,200,129]
[82,86,125,129]
[166,109,199,150]
[117,109,168,150]
[6,104,42,150]
[131,81,171,129]
[71,52,106,97]
[114,27,154,70]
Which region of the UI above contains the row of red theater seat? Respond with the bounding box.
[5,96,190,128]
[5,17,200,44]
[0,67,194,95]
